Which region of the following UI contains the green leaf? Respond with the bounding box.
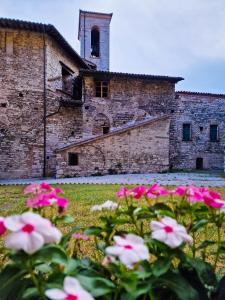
[152,258,171,277]
[187,258,217,287]
[190,219,209,232]
[84,226,103,235]
[22,287,39,299]
[34,245,67,265]
[153,271,199,300]
[55,215,74,224]
[196,240,216,250]
[76,275,115,297]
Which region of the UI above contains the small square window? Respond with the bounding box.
[210,125,218,142]
[95,81,109,98]
[68,153,78,166]
[182,124,191,141]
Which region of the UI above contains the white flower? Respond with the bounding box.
[150,217,193,249]
[91,200,119,212]
[105,234,149,269]
[45,276,94,300]
[4,212,62,254]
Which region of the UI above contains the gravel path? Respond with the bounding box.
[0,172,224,187]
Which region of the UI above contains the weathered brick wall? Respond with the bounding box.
[0,29,45,178]
[170,93,225,170]
[82,76,175,137]
[56,117,170,178]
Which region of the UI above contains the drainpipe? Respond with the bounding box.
[42,25,47,177]
[84,13,86,59]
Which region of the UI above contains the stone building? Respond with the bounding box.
[0,10,224,179]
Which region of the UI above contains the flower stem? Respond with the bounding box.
[214,226,221,271]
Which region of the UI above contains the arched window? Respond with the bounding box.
[91,27,100,57]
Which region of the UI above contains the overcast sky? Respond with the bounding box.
[1,0,225,93]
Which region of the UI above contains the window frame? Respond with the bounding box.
[68,153,79,166]
[95,80,110,98]
[182,123,192,142]
[210,124,219,142]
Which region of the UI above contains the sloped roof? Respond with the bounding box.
[176,91,225,98]
[0,17,89,69]
[79,69,184,83]
[56,115,170,152]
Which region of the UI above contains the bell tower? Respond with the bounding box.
[78,10,113,71]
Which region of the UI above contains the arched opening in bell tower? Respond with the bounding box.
[91,27,100,57]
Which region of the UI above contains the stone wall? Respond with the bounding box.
[56,116,170,178]
[82,76,176,138]
[0,28,83,178]
[170,92,225,170]
[0,29,45,178]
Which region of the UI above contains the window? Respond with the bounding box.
[68,153,78,166]
[103,126,110,134]
[95,81,109,98]
[210,125,218,142]
[91,27,100,57]
[182,124,191,141]
[60,62,74,94]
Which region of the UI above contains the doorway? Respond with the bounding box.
[196,157,203,170]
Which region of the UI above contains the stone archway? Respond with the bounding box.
[92,113,111,135]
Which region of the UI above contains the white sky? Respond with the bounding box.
[1,0,225,93]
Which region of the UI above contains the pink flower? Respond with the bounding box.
[4,212,62,254]
[202,189,223,208]
[146,184,168,198]
[24,182,52,195]
[26,193,69,208]
[102,255,116,266]
[151,217,192,248]
[106,234,149,269]
[72,233,89,241]
[116,187,130,199]
[0,217,6,236]
[130,186,146,199]
[24,183,64,196]
[172,186,204,203]
[45,276,94,300]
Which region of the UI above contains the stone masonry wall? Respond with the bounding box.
[56,117,170,178]
[0,29,45,179]
[82,76,175,138]
[170,92,225,170]
[45,37,83,176]
[0,28,83,178]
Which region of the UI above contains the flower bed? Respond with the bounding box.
[1,183,225,299]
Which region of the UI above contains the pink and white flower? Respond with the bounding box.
[0,217,6,236]
[150,217,192,248]
[105,234,149,269]
[91,200,119,212]
[4,212,62,254]
[45,276,94,300]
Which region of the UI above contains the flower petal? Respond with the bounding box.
[5,231,44,254]
[45,288,67,300]
[4,215,24,231]
[64,277,82,295]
